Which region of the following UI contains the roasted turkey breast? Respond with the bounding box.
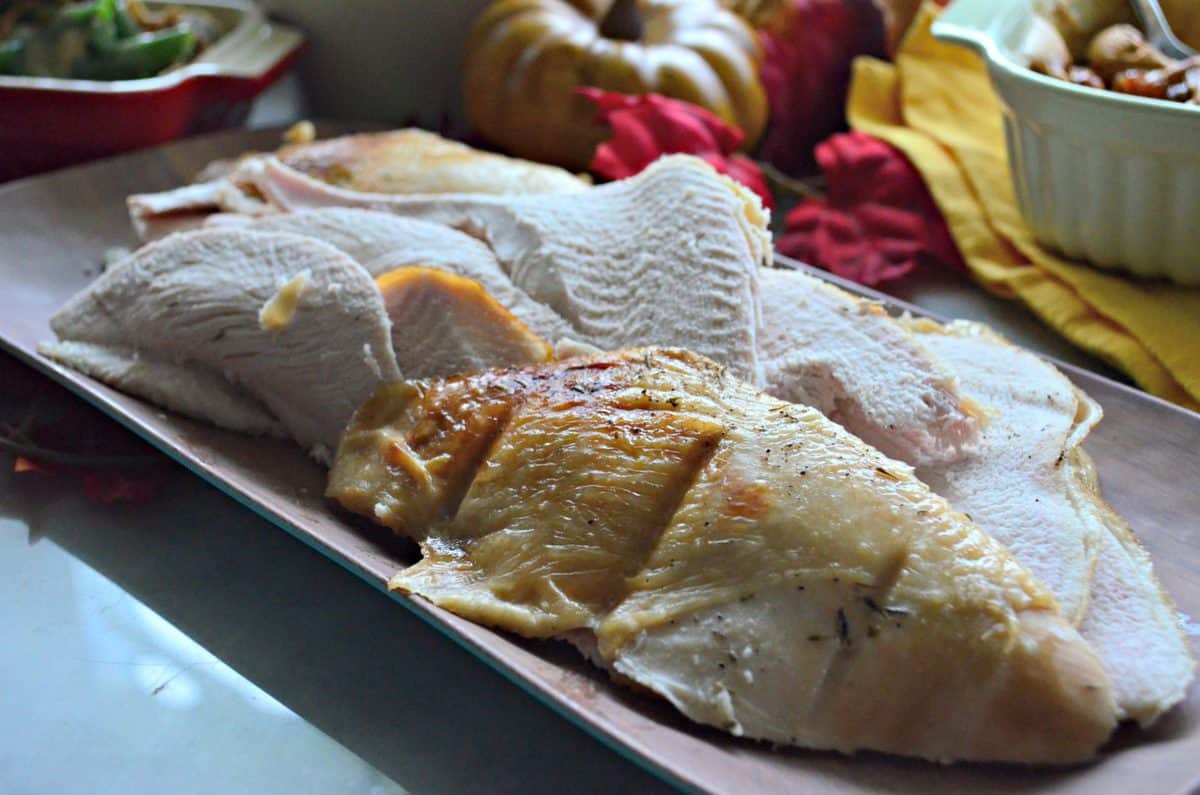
[255,154,772,384]
[327,347,1118,764]
[240,156,984,464]
[759,267,980,465]
[124,154,986,466]
[45,229,401,459]
[909,319,1196,726]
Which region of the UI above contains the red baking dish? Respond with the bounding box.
[0,0,304,182]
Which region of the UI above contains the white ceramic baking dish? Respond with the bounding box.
[933,0,1200,285]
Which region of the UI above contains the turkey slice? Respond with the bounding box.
[38,340,285,438]
[758,267,981,465]
[276,128,590,196]
[376,266,551,378]
[48,229,401,459]
[1069,448,1196,725]
[906,319,1102,623]
[328,347,1117,764]
[126,178,274,242]
[908,318,1195,725]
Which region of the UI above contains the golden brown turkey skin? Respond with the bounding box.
[327,348,1117,763]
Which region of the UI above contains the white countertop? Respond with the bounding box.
[0,460,674,794]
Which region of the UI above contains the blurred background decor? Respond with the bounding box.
[461,0,768,170]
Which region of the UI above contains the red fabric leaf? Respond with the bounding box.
[578,87,774,210]
[4,353,168,506]
[82,470,164,505]
[778,200,922,285]
[778,131,965,286]
[756,0,885,176]
[14,455,163,504]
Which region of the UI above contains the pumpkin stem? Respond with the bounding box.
[599,0,643,41]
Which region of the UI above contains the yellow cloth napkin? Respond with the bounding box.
[847,4,1200,410]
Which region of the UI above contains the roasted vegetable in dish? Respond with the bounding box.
[1027,18,1200,103]
[0,0,219,80]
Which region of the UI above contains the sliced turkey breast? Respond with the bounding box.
[276,128,590,196]
[1069,448,1197,726]
[248,154,771,383]
[49,229,401,459]
[126,178,274,242]
[907,319,1102,623]
[128,128,588,242]
[908,319,1195,725]
[236,208,575,344]
[328,347,1117,764]
[38,340,285,438]
[758,267,981,465]
[376,266,551,378]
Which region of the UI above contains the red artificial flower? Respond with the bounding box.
[578,87,774,210]
[777,131,965,286]
[756,0,885,176]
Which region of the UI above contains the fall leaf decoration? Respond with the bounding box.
[2,354,170,505]
[578,87,775,210]
[82,470,166,504]
[724,0,923,53]
[776,131,965,286]
[11,453,167,505]
[755,0,885,176]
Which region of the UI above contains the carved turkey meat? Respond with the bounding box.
[45,229,401,459]
[251,154,772,383]
[128,128,589,241]
[908,319,1195,726]
[328,347,1118,764]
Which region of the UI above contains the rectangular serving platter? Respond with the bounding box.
[1,127,1197,794]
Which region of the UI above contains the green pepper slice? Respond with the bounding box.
[114,1,139,39]
[87,0,119,53]
[56,1,100,26]
[0,37,26,75]
[72,27,195,80]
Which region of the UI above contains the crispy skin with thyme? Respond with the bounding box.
[327,348,1117,764]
